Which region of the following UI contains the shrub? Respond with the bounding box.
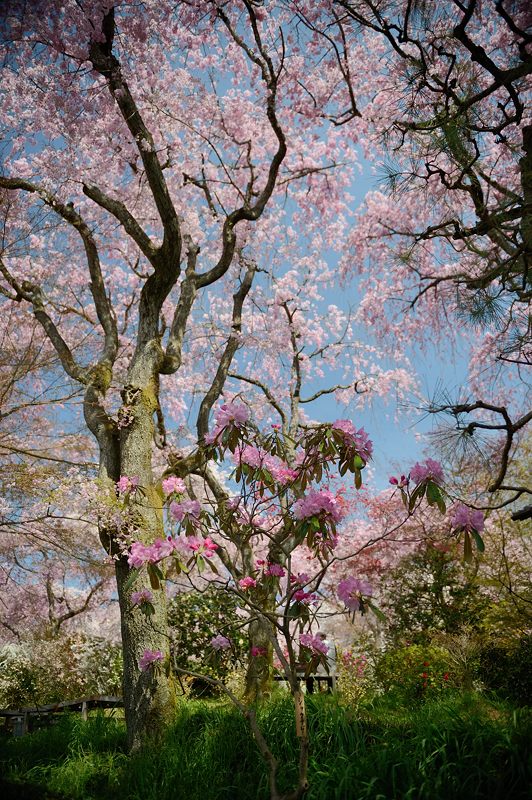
[0,635,122,708]
[477,633,532,706]
[373,643,455,703]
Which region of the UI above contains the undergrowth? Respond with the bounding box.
[1,693,530,800]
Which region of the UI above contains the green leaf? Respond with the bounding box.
[367,601,387,623]
[471,529,485,553]
[204,557,220,575]
[123,568,139,594]
[353,454,365,470]
[426,481,446,514]
[354,469,362,489]
[147,562,161,590]
[463,531,473,563]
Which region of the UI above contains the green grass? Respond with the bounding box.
[1,693,530,800]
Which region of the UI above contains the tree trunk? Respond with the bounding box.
[114,366,175,749]
[115,560,174,750]
[245,590,276,702]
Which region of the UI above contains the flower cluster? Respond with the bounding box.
[186,535,219,558]
[239,576,257,590]
[139,649,164,672]
[451,503,485,533]
[169,499,201,524]
[332,419,373,462]
[128,538,177,568]
[131,588,153,606]
[162,475,186,496]
[293,488,347,524]
[410,459,444,485]
[236,445,298,485]
[299,633,329,656]
[205,401,249,444]
[337,576,373,611]
[211,634,231,650]
[116,475,139,495]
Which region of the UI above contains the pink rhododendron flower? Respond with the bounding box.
[451,503,485,533]
[139,649,164,672]
[293,589,316,604]
[299,633,329,656]
[337,576,373,611]
[236,446,298,485]
[211,634,231,650]
[239,576,257,590]
[332,420,373,461]
[128,538,177,568]
[131,588,153,606]
[293,489,348,523]
[162,475,186,496]
[169,499,201,523]
[389,474,409,488]
[264,562,285,577]
[205,401,249,443]
[410,459,444,485]
[117,475,139,494]
[186,535,219,558]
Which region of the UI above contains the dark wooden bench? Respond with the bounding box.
[273,674,337,693]
[0,695,123,736]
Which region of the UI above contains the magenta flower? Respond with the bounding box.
[389,474,409,488]
[410,458,444,486]
[451,503,485,533]
[239,576,257,590]
[116,475,139,495]
[185,535,219,558]
[128,538,177,568]
[236,445,298,485]
[293,489,347,523]
[131,588,153,606]
[300,633,329,656]
[211,634,231,650]
[139,649,164,672]
[169,499,201,523]
[162,476,186,496]
[205,401,249,444]
[263,562,285,578]
[251,646,267,657]
[332,420,373,461]
[337,576,373,611]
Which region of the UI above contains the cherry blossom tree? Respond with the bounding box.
[296,0,532,513]
[0,0,367,747]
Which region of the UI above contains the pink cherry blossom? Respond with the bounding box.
[139,649,164,672]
